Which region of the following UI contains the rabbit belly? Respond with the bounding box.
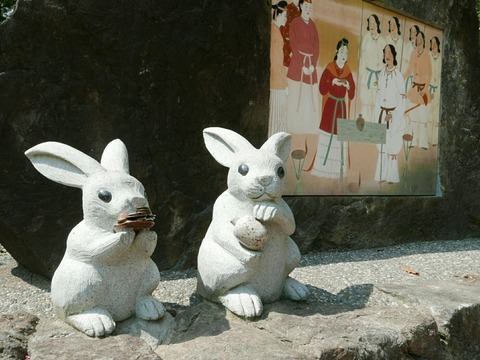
[52,258,154,321]
[197,238,255,299]
[197,234,291,303]
[247,236,290,303]
[51,260,104,318]
[102,260,154,321]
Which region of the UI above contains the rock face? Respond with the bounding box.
[29,317,164,360]
[27,314,175,360]
[0,312,38,360]
[0,0,479,278]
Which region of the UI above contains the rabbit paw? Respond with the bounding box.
[283,277,310,301]
[117,228,135,247]
[67,307,115,337]
[253,202,278,222]
[219,285,263,318]
[133,230,157,256]
[136,296,166,320]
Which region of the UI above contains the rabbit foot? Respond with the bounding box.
[219,285,263,318]
[67,307,115,337]
[283,277,310,301]
[136,296,166,320]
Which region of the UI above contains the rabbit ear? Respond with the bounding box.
[100,139,130,174]
[260,132,291,163]
[25,142,104,188]
[203,127,255,167]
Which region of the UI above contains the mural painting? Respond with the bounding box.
[269,0,443,196]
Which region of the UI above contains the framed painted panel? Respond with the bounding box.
[269,0,443,196]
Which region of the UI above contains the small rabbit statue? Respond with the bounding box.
[25,139,165,337]
[197,127,309,318]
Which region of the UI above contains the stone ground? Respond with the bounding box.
[1,239,480,359]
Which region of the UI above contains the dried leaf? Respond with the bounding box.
[402,265,420,276]
[454,274,478,281]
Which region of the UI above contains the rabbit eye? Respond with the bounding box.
[238,163,249,176]
[98,189,112,203]
[277,166,285,179]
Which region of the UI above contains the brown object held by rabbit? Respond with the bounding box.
[116,206,156,231]
[231,215,268,251]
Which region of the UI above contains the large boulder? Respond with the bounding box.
[0,0,270,277]
[0,0,479,278]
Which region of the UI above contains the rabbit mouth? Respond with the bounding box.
[248,190,274,201]
[116,206,156,231]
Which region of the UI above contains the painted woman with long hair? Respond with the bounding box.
[311,38,355,179]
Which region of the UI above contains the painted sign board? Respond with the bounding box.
[269,0,443,195]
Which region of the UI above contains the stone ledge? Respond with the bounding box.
[3,279,477,359]
[155,280,480,359]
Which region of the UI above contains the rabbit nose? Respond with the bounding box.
[258,175,273,186]
[131,197,148,209]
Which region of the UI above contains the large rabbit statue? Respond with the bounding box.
[25,139,165,337]
[197,127,310,318]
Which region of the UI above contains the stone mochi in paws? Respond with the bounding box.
[232,215,268,251]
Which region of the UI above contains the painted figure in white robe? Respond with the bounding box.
[401,25,419,92]
[403,31,432,149]
[386,17,404,55]
[428,36,441,146]
[375,44,406,183]
[359,14,387,123]
[269,1,288,136]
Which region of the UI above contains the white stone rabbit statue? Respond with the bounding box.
[25,139,165,337]
[197,127,309,318]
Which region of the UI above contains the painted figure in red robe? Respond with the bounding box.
[279,0,301,67]
[311,38,355,180]
[286,0,320,171]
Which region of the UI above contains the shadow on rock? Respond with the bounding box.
[261,283,374,318]
[11,264,51,292]
[115,313,176,349]
[167,300,231,344]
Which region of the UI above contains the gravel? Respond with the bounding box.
[1,238,480,319]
